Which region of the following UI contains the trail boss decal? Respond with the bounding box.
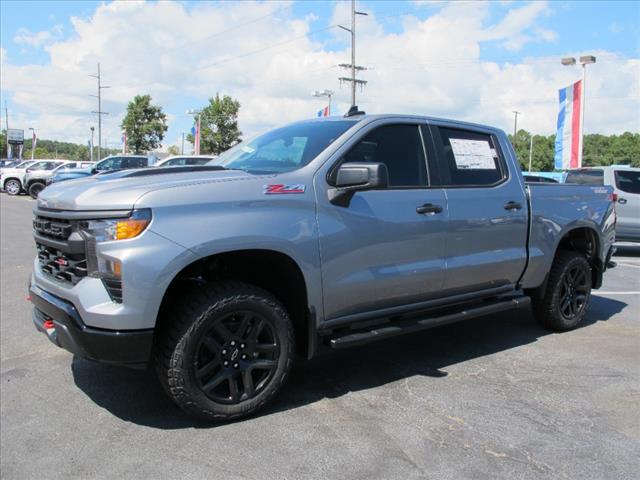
[264,184,306,194]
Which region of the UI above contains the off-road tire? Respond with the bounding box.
[532,250,592,331]
[4,179,21,196]
[28,182,45,199]
[155,282,295,422]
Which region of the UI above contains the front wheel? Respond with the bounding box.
[4,179,21,195]
[155,282,295,421]
[28,182,46,199]
[532,250,592,331]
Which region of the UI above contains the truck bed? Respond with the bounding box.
[521,183,616,289]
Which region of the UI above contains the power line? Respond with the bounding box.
[196,24,337,72]
[173,5,291,51]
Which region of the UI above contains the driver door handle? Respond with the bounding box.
[504,201,522,211]
[416,203,443,215]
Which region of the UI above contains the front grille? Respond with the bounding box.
[36,243,87,284]
[33,213,122,303]
[33,216,73,241]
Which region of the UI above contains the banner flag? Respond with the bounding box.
[554,80,582,170]
[316,105,330,117]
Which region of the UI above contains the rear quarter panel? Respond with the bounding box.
[522,183,615,289]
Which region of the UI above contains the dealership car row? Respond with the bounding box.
[0,154,216,199]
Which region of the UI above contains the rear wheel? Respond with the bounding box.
[4,179,21,195]
[28,182,46,199]
[155,282,295,421]
[532,250,592,331]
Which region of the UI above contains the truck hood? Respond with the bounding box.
[37,167,257,211]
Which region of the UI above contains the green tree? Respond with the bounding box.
[167,145,180,156]
[121,94,168,154]
[188,93,242,155]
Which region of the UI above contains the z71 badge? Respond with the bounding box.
[264,184,306,194]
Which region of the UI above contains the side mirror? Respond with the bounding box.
[328,162,388,206]
[91,167,99,174]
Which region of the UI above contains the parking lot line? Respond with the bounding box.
[595,291,640,295]
[614,262,640,269]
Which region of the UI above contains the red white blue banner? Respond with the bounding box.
[554,80,582,170]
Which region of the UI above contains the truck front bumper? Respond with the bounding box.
[29,282,154,369]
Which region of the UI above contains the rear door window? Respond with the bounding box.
[565,170,604,185]
[433,127,506,187]
[614,170,640,194]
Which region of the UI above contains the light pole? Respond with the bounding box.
[312,90,335,115]
[561,55,596,168]
[181,132,185,155]
[90,126,95,162]
[28,128,36,160]
[512,111,520,137]
[186,109,201,155]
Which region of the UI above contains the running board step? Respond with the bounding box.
[329,296,531,349]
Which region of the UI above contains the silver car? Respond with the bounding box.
[565,166,640,242]
[23,160,76,198]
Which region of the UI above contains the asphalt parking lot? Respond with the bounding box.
[1,193,638,480]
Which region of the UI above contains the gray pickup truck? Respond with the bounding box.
[29,113,616,421]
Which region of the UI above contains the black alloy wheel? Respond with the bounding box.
[531,250,592,331]
[558,263,590,320]
[156,282,295,421]
[193,311,279,404]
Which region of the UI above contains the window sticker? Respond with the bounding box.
[449,138,496,170]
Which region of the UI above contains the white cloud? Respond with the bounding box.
[0,0,638,150]
[13,25,64,48]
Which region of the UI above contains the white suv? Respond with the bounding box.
[565,166,640,242]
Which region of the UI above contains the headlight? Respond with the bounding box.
[82,208,152,242]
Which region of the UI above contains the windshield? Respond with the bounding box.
[215,120,356,174]
[15,161,33,169]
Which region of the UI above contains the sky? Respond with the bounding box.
[1,0,639,152]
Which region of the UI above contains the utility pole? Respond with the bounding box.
[90,126,95,162]
[512,110,520,137]
[4,100,9,159]
[528,135,534,172]
[338,0,368,108]
[28,127,36,160]
[89,63,110,161]
[181,132,185,155]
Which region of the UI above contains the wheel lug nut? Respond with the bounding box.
[230,341,236,346]
[223,360,229,366]
[233,363,239,368]
[241,354,247,360]
[221,349,227,355]
[240,343,245,349]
